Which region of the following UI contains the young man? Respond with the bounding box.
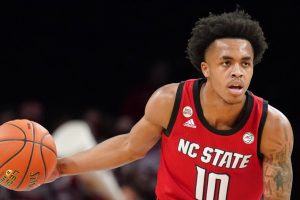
[47,10,293,200]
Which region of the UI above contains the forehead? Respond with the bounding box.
[205,38,254,58]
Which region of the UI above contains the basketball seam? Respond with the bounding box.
[16,121,36,190]
[0,124,27,169]
[40,133,48,182]
[0,139,56,155]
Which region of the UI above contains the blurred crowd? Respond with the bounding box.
[0,60,173,200]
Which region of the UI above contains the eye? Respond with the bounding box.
[221,61,231,67]
[242,62,251,67]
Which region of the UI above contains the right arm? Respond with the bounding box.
[55,83,178,177]
[260,105,293,199]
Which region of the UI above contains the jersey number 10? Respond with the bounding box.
[195,166,229,200]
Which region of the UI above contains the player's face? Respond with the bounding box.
[201,38,254,104]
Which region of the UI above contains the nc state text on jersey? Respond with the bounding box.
[178,138,252,169]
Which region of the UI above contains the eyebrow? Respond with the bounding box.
[221,56,252,60]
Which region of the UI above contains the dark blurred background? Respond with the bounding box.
[0,0,299,199]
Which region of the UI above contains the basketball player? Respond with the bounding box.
[47,10,293,200]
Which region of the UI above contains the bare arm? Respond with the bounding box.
[260,105,293,200]
[56,83,178,177]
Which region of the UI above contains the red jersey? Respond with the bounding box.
[155,79,268,200]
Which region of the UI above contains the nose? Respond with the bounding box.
[231,64,243,78]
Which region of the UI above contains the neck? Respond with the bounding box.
[200,82,247,130]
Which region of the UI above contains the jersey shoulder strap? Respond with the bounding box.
[163,78,200,136]
[163,81,185,136]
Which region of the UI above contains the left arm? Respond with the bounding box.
[260,105,293,200]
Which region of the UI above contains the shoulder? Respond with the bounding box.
[148,83,179,104]
[145,83,180,129]
[265,105,292,135]
[260,104,293,157]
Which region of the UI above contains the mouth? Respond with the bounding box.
[229,85,243,90]
[228,83,244,95]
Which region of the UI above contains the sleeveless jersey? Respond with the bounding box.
[155,78,268,200]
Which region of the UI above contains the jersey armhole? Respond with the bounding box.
[257,100,268,159]
[163,81,184,136]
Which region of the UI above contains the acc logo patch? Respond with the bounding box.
[182,106,193,118]
[243,132,254,144]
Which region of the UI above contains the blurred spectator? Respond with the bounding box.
[116,142,160,200]
[121,185,143,200]
[4,178,98,200]
[52,120,125,200]
[113,114,135,134]
[112,114,160,200]
[0,186,11,200]
[17,99,45,124]
[82,107,107,142]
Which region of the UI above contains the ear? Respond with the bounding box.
[201,62,209,77]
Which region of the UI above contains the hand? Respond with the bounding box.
[45,162,61,183]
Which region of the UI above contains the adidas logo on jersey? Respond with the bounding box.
[183,119,196,128]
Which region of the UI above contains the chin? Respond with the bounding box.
[224,95,245,105]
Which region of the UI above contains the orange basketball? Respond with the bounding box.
[0,119,57,191]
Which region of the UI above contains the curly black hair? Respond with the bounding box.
[186,9,268,71]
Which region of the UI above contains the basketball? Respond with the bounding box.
[0,119,57,191]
